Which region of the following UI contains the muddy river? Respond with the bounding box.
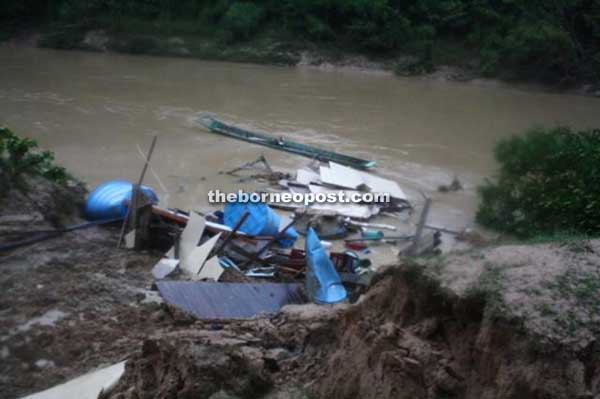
[2,46,600,232]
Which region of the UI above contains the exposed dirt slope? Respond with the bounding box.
[3,177,599,399]
[104,245,600,399]
[0,179,165,399]
[314,261,600,399]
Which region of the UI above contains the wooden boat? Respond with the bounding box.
[196,115,376,169]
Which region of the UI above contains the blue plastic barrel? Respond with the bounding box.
[305,227,347,304]
[223,201,298,248]
[84,180,158,221]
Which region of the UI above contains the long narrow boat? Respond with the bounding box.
[196,115,376,169]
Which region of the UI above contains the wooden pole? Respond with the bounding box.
[117,135,158,248]
[210,211,250,258]
[136,135,158,186]
[405,196,431,257]
[241,219,297,268]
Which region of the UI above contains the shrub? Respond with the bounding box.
[477,127,600,238]
[480,21,578,82]
[202,0,231,24]
[343,0,409,52]
[0,128,70,193]
[305,14,334,41]
[223,2,264,41]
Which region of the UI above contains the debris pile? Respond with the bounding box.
[5,120,469,399]
[124,151,442,312]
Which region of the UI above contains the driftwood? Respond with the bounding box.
[222,155,272,175]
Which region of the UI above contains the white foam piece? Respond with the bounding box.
[21,361,126,399]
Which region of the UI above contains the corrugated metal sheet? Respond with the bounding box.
[156,281,305,319]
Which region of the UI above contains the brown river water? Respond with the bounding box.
[2,45,600,237]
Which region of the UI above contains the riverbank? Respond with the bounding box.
[5,26,599,98]
[2,159,600,398]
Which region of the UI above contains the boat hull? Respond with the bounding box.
[196,116,376,170]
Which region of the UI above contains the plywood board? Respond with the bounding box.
[329,162,407,200]
[152,258,179,279]
[180,233,221,279]
[197,256,224,281]
[179,212,206,262]
[296,168,321,185]
[319,165,362,189]
[310,203,378,219]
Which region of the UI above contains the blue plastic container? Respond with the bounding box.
[223,201,298,248]
[305,227,347,304]
[84,180,158,221]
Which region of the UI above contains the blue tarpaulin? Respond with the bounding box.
[223,201,298,248]
[305,227,347,304]
[84,180,158,221]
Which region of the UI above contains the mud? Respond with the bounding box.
[103,263,600,399]
[314,265,600,399]
[2,179,599,399]
[0,180,166,398]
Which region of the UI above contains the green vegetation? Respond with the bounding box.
[222,2,264,41]
[477,127,600,238]
[2,1,600,84]
[464,262,508,317]
[546,267,600,337]
[0,127,70,194]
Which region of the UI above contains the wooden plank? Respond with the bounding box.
[181,233,221,280]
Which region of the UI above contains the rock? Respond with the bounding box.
[264,348,290,362]
[239,346,265,370]
[101,339,272,399]
[167,37,185,46]
[379,321,400,338]
[34,359,55,369]
[83,30,110,52]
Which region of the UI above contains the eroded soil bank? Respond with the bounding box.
[101,260,600,399]
[2,180,599,399]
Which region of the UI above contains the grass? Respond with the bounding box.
[464,262,508,319]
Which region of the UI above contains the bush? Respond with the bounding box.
[477,127,600,238]
[0,128,70,194]
[480,21,578,82]
[343,0,409,52]
[202,0,231,24]
[305,14,334,41]
[223,2,264,41]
